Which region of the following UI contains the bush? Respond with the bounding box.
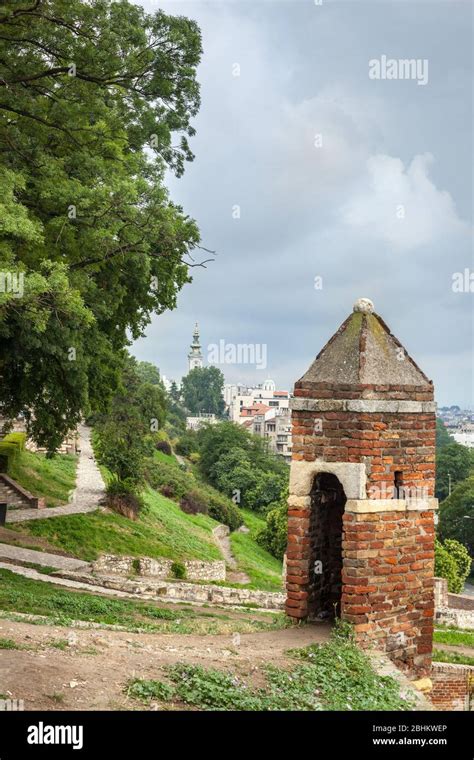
[189,452,200,464]
[180,490,208,515]
[105,478,144,521]
[444,539,472,588]
[175,431,198,457]
[435,539,464,593]
[171,561,186,579]
[257,504,288,560]
[155,440,172,456]
[0,431,27,471]
[205,489,242,531]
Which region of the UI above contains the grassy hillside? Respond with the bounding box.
[231,510,283,591]
[11,488,222,563]
[8,450,77,507]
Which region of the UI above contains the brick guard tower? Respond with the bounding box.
[286,298,437,673]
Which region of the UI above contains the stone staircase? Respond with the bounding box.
[0,473,44,510]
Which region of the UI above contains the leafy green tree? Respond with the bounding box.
[169,381,181,403]
[211,449,259,507]
[444,539,472,586]
[0,0,203,452]
[95,355,166,485]
[438,475,474,556]
[435,538,471,594]
[198,421,268,483]
[181,366,225,416]
[436,443,473,500]
[436,418,454,450]
[435,539,462,593]
[135,361,163,387]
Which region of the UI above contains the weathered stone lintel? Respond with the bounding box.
[345,497,439,513]
[289,460,366,500]
[290,398,436,414]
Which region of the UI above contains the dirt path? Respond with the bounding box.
[6,424,105,524]
[213,525,250,584]
[0,545,90,572]
[0,617,331,711]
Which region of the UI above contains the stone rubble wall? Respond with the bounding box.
[434,577,474,629]
[63,569,285,610]
[92,554,226,582]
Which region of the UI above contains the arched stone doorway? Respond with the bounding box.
[308,472,346,621]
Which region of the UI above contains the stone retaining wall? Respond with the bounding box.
[92,554,226,582]
[61,570,285,610]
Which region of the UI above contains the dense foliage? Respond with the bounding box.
[435,537,472,593]
[196,421,288,512]
[436,442,474,501]
[181,366,226,416]
[94,356,167,486]
[0,0,202,451]
[438,475,474,556]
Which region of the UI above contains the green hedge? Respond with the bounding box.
[0,432,27,471]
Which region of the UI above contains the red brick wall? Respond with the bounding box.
[292,383,435,498]
[431,664,473,711]
[342,510,435,673]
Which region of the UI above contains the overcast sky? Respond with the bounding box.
[131,0,473,407]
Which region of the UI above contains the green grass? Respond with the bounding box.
[432,649,474,666]
[11,487,222,563]
[230,510,283,591]
[8,450,77,507]
[126,625,412,711]
[0,569,287,634]
[0,637,20,650]
[21,562,57,575]
[153,450,180,468]
[433,628,474,648]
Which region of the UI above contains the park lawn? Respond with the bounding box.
[230,509,283,592]
[0,569,286,635]
[432,649,474,667]
[433,627,474,648]
[10,488,222,563]
[8,450,77,507]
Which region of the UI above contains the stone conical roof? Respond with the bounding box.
[299,298,432,388]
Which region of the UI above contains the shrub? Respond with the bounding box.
[180,490,208,515]
[171,561,186,579]
[257,504,288,560]
[435,539,463,593]
[444,539,472,588]
[175,431,198,457]
[0,431,27,471]
[205,489,242,531]
[106,478,144,521]
[155,440,172,456]
[189,452,200,464]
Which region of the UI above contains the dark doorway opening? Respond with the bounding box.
[308,472,346,621]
